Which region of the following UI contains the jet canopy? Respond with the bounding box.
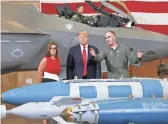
[55,1,133,28]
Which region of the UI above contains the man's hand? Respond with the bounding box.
[137,49,143,58]
[90,47,96,57]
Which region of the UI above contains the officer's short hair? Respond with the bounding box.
[76,4,84,9]
[106,31,116,36]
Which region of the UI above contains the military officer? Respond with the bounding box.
[90,31,144,79]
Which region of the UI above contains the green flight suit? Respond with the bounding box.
[93,44,141,79]
[71,13,84,23]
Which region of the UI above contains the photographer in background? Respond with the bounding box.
[157,60,168,79]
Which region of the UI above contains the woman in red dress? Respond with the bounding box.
[38,42,61,83]
[37,42,61,124]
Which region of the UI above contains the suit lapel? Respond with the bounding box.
[77,45,83,64]
[87,45,91,63]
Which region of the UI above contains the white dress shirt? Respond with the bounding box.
[80,44,88,61]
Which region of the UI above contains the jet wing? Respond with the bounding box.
[49,96,83,107]
[1,20,47,34]
[49,96,130,107]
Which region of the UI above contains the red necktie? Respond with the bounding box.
[82,45,87,76]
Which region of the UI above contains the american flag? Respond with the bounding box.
[40,0,168,36]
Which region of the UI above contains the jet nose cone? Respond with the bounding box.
[1,81,70,106]
[2,88,28,105]
[1,105,7,119]
[1,90,15,104]
[7,103,31,118]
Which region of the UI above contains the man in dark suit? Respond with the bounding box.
[66,31,101,79]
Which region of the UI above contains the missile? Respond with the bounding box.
[2,78,168,106]
[60,97,168,124]
[1,97,168,124]
[0,97,83,121]
[1,101,66,120]
[0,97,128,120]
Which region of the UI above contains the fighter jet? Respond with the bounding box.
[1,2,168,77]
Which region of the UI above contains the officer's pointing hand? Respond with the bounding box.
[90,47,96,57]
[137,49,143,58]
